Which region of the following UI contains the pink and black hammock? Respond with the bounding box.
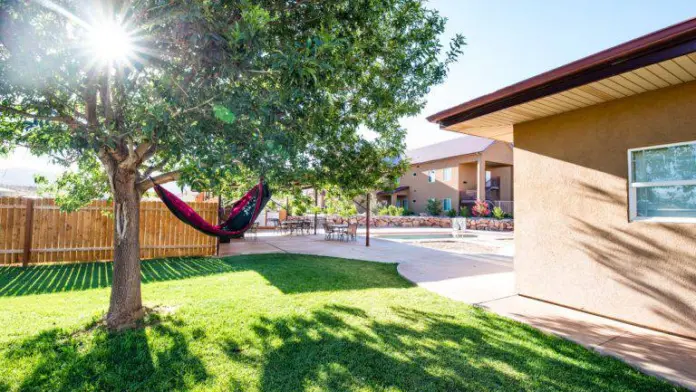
[153,179,271,238]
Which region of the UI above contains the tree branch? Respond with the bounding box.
[0,105,79,126]
[136,170,181,193]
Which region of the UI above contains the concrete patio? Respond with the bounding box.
[218,230,696,390]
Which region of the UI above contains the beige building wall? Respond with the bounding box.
[514,80,696,338]
[399,156,463,214]
[397,141,514,214]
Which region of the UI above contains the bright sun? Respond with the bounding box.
[87,20,134,65]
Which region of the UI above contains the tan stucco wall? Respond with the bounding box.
[399,156,464,214]
[514,80,696,338]
[398,141,514,214]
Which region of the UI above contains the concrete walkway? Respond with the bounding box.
[219,231,696,390]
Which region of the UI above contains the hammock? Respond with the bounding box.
[153,179,271,238]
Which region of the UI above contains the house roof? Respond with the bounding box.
[427,17,696,142]
[376,186,410,196]
[406,136,494,164]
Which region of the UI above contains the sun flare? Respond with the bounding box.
[87,20,135,66]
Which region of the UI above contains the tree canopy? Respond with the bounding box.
[1,0,463,200]
[0,0,463,328]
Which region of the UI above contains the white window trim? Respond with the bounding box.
[443,167,452,182]
[627,140,696,223]
[428,170,436,183]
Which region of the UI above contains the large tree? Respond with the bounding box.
[0,0,463,329]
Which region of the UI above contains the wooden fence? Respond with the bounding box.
[0,197,218,265]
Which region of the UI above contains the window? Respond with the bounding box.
[428,170,436,183]
[628,141,696,222]
[443,167,452,181]
[443,198,452,211]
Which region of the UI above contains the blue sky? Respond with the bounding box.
[404,0,696,148]
[2,1,696,185]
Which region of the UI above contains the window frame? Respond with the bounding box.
[427,170,436,183]
[627,140,696,223]
[443,167,452,182]
[443,198,452,211]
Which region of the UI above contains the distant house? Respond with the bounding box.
[377,136,513,215]
[428,18,696,339]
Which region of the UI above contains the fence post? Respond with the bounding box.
[22,198,34,267]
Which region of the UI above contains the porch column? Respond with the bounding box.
[390,193,397,206]
[477,156,486,201]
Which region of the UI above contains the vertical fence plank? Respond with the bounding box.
[22,198,34,267]
[0,196,218,265]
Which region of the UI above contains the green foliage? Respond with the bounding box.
[426,198,443,216]
[0,0,464,209]
[446,208,457,218]
[492,206,505,220]
[34,155,110,212]
[324,190,357,218]
[290,192,313,216]
[378,205,405,216]
[459,206,470,217]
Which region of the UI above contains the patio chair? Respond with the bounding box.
[343,223,358,242]
[323,222,335,240]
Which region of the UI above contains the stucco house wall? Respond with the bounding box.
[514,80,696,338]
[397,141,514,214]
[398,156,464,214]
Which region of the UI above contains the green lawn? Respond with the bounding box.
[0,254,682,392]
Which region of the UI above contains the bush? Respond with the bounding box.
[426,198,443,216]
[471,200,490,217]
[378,204,405,216]
[446,209,457,218]
[492,206,505,220]
[459,206,469,217]
[403,209,416,216]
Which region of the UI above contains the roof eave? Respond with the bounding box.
[428,17,696,127]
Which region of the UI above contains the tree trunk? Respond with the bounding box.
[106,165,144,330]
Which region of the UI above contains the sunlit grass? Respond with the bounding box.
[0,254,683,391]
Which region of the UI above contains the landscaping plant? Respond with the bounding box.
[492,206,506,220]
[0,0,463,329]
[426,198,443,216]
[459,206,470,217]
[446,208,457,218]
[472,200,491,217]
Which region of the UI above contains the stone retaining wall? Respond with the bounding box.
[288,215,514,231]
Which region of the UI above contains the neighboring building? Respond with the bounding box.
[428,18,696,339]
[377,136,513,215]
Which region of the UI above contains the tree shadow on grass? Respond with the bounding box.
[226,304,682,392]
[0,254,408,297]
[4,315,207,392]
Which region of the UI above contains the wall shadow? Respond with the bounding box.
[0,254,410,297]
[222,304,677,391]
[571,215,696,334]
[4,315,207,391]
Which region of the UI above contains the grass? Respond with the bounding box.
[0,254,684,392]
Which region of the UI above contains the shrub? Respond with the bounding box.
[446,208,457,218]
[492,206,505,220]
[388,205,404,216]
[377,205,404,216]
[403,209,416,216]
[459,206,469,217]
[426,198,443,216]
[471,200,490,217]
